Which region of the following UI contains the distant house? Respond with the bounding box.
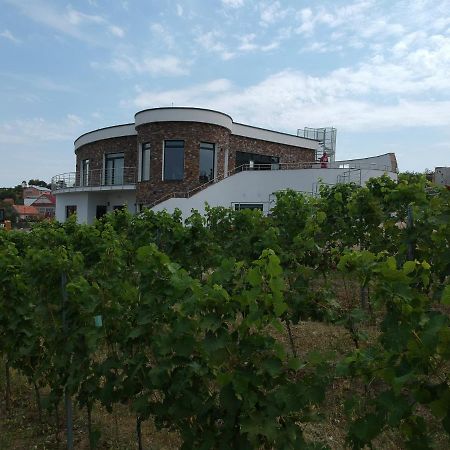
[23,185,52,206]
[434,167,450,189]
[12,205,41,220]
[30,193,56,218]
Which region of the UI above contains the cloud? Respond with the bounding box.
[93,54,189,77]
[0,29,21,44]
[109,25,125,38]
[5,0,125,43]
[176,4,183,16]
[195,31,235,60]
[132,78,233,108]
[259,1,289,26]
[130,52,450,132]
[0,71,76,93]
[150,23,175,48]
[0,114,84,145]
[221,0,244,8]
[237,33,279,52]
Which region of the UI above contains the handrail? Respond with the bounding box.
[51,167,136,191]
[147,161,392,208]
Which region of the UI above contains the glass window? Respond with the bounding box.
[81,159,90,186]
[164,140,184,180]
[141,143,151,181]
[66,205,77,218]
[234,203,264,211]
[235,151,279,171]
[199,142,215,183]
[96,205,107,219]
[105,153,124,185]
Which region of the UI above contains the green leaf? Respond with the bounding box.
[403,260,416,274]
[287,357,305,371]
[387,256,397,271]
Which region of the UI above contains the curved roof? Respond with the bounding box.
[74,107,320,151]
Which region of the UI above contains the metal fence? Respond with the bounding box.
[52,167,136,191]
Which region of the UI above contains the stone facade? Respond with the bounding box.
[136,121,231,206]
[75,135,137,185]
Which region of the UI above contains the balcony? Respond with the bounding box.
[51,167,136,193]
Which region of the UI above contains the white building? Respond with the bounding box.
[52,107,398,223]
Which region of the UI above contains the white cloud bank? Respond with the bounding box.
[92,54,189,77]
[0,114,84,145]
[5,0,125,43]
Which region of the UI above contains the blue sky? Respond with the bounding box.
[1,0,450,186]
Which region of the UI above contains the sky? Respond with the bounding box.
[1,0,450,187]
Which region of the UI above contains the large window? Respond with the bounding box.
[81,159,90,186]
[234,203,264,211]
[96,205,107,220]
[105,153,124,185]
[235,151,279,171]
[141,143,151,181]
[66,205,77,218]
[164,140,184,180]
[199,142,215,183]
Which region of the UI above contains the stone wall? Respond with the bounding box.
[136,121,231,205]
[75,135,138,185]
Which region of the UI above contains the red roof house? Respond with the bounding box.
[31,193,56,218]
[12,205,41,220]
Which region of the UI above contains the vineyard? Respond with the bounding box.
[1,173,449,449]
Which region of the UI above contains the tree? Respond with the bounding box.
[28,179,51,189]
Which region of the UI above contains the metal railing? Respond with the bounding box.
[52,167,136,191]
[147,161,393,208]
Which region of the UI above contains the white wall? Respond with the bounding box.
[55,192,90,223]
[152,168,398,218]
[74,124,136,150]
[232,123,319,150]
[332,153,395,171]
[55,191,136,224]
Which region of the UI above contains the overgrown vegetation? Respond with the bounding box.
[0,174,449,449]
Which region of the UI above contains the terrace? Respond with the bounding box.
[51,167,136,193]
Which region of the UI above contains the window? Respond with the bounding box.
[66,205,77,218]
[81,159,90,186]
[141,143,151,181]
[164,140,184,180]
[199,142,215,183]
[105,153,124,185]
[235,151,279,171]
[96,205,107,219]
[234,203,264,211]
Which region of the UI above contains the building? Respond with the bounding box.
[433,167,450,189]
[12,205,40,221]
[52,107,398,223]
[23,185,52,206]
[30,193,56,218]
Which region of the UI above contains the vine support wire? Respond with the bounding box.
[61,272,74,450]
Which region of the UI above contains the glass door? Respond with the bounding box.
[105,153,124,185]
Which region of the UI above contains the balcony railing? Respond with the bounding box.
[52,167,136,191]
[147,161,393,208]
